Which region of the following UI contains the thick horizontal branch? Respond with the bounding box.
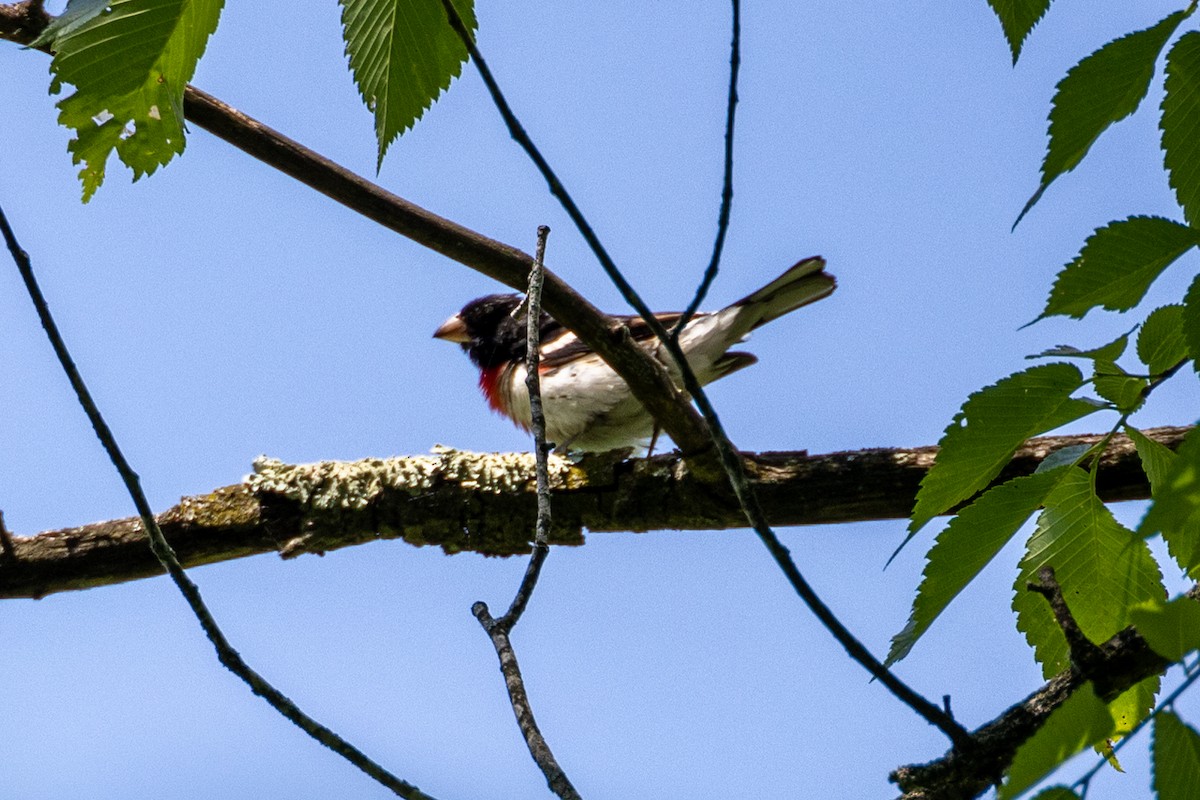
[1,426,1186,600]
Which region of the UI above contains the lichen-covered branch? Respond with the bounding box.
[1,426,1186,600]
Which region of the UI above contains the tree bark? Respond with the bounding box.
[1,426,1185,600]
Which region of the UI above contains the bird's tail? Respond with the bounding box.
[731,256,836,331]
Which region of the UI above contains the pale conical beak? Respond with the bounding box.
[433,313,470,343]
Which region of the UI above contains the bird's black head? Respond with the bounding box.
[434,294,557,370]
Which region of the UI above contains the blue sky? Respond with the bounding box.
[3,1,1199,798]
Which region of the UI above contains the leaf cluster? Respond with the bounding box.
[899,3,1200,796]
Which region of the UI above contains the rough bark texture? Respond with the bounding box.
[1,426,1186,600]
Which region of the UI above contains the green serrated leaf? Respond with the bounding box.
[1126,425,1180,494]
[1140,425,1200,576]
[910,363,1095,533]
[1029,331,1131,362]
[986,0,1053,64]
[1154,711,1200,800]
[887,470,1064,666]
[1109,675,1160,740]
[1016,11,1191,225]
[1163,31,1200,226]
[43,0,225,201]
[1092,360,1147,412]
[1029,788,1081,800]
[1138,304,1190,374]
[340,0,477,169]
[1131,596,1200,661]
[1183,274,1200,372]
[1000,684,1114,799]
[1041,216,1200,320]
[1015,467,1164,677]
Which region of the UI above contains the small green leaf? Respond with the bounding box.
[1126,425,1179,494]
[1140,425,1200,576]
[1183,274,1200,372]
[1036,444,1092,474]
[1109,675,1160,740]
[1029,331,1130,362]
[910,363,1095,533]
[1138,304,1190,375]
[1000,684,1114,799]
[888,470,1064,666]
[986,0,1053,64]
[1040,216,1200,320]
[1017,11,1192,225]
[1092,360,1147,413]
[340,0,477,169]
[1014,467,1164,676]
[1029,789,1081,800]
[41,0,225,201]
[1162,31,1200,226]
[1131,596,1200,661]
[1154,711,1200,800]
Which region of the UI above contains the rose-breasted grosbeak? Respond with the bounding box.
[434,256,836,452]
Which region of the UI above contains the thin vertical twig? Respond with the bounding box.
[0,203,438,800]
[501,224,553,626]
[438,3,971,749]
[673,0,741,338]
[475,226,581,800]
[0,509,16,562]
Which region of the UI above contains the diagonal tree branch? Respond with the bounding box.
[2,426,1186,600]
[0,2,712,457]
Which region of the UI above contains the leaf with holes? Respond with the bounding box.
[38,0,226,201]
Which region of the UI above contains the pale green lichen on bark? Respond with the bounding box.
[245,446,576,511]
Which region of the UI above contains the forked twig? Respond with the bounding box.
[474,226,581,799]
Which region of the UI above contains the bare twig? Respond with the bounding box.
[437,0,970,748]
[499,224,553,628]
[0,204,437,800]
[0,0,48,45]
[0,509,15,562]
[673,0,740,338]
[1027,565,1106,676]
[474,225,581,800]
[472,602,581,800]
